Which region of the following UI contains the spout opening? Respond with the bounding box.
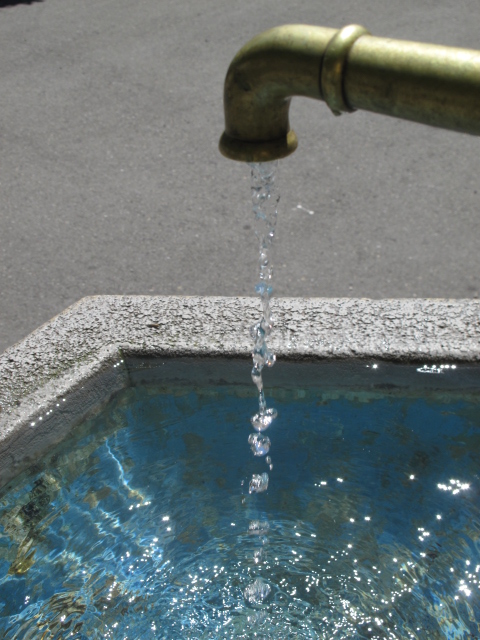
[219,130,298,163]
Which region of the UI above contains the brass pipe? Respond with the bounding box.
[219,24,480,162]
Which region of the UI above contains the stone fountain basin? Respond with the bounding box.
[1,295,479,490]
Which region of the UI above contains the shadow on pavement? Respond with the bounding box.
[0,0,43,6]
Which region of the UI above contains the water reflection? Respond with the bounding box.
[0,379,480,637]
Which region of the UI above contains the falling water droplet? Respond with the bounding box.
[249,472,269,494]
[244,577,271,604]
[253,548,264,564]
[251,408,277,432]
[248,520,270,535]
[248,433,271,456]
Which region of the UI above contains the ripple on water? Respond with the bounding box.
[1,377,480,638]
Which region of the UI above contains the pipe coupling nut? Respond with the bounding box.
[321,24,370,116]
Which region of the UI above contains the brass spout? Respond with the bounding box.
[219,24,480,162]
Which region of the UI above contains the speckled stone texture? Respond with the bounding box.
[1,295,480,488]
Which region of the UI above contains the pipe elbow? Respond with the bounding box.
[219,25,338,162]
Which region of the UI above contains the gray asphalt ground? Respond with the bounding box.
[1,0,480,354]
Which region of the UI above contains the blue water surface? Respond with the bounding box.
[1,363,480,639]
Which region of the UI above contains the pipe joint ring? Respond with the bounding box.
[321,24,370,116]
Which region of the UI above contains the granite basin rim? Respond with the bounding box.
[1,294,479,489]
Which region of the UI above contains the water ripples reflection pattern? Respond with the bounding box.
[0,377,480,637]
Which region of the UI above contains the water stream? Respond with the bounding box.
[244,161,279,606]
[249,160,279,435]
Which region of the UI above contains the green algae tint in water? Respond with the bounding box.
[1,362,480,639]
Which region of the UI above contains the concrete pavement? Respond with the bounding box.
[1,0,480,353]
